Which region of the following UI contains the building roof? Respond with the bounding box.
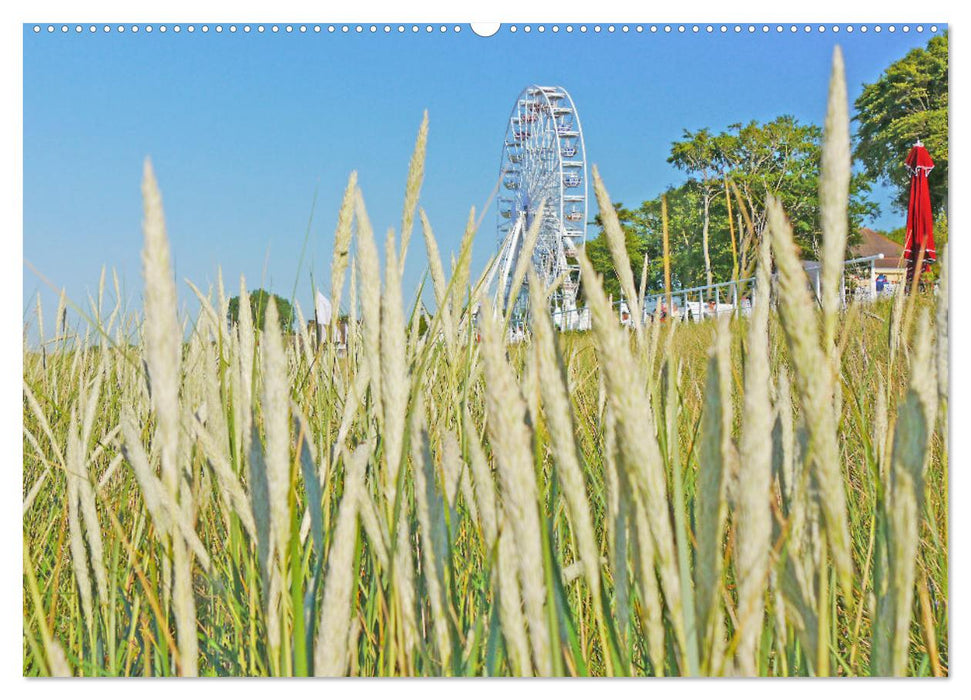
[853,227,905,263]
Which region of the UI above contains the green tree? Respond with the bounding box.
[668,128,731,288]
[673,117,873,263]
[854,32,948,215]
[227,289,295,333]
[720,117,821,256]
[636,181,737,292]
[582,202,651,301]
[586,114,878,300]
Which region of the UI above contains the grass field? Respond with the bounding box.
[22,51,947,677]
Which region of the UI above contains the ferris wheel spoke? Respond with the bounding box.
[495,86,587,330]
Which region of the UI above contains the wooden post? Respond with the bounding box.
[725,176,739,283]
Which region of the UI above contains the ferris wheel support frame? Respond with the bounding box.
[494,85,588,329]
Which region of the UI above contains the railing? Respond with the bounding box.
[639,276,758,323]
[546,254,888,330]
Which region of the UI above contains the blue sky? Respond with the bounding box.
[23,23,946,327]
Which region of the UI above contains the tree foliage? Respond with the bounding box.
[854,32,948,215]
[583,203,651,301]
[668,128,729,287]
[585,116,876,296]
[227,289,295,333]
[673,117,873,258]
[640,182,736,290]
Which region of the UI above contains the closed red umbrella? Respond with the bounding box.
[904,141,935,283]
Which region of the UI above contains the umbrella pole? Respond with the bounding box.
[908,240,928,295]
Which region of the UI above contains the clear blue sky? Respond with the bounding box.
[23,24,946,329]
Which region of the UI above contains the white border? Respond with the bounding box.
[5,1,961,696]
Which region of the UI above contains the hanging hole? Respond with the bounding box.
[470,23,501,37]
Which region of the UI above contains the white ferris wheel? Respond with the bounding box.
[487,85,588,329]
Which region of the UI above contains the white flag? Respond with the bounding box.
[315,291,332,327]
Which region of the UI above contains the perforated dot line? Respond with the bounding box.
[501,24,937,34]
[30,23,468,34]
[30,24,940,35]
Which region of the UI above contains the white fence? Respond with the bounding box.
[548,253,888,330]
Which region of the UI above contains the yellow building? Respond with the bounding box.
[853,227,907,286]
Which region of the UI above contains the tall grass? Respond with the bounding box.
[23,51,947,677]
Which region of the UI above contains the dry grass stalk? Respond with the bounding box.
[410,417,452,670]
[22,457,49,516]
[603,399,629,643]
[780,414,824,669]
[24,542,73,677]
[35,291,44,346]
[912,310,938,438]
[886,390,926,676]
[65,410,95,638]
[527,275,600,599]
[527,272,611,669]
[140,159,198,675]
[56,288,67,341]
[381,231,410,504]
[889,269,907,369]
[451,208,477,315]
[314,444,368,676]
[935,247,948,405]
[462,408,530,674]
[140,159,182,497]
[766,196,853,598]
[631,496,664,674]
[293,405,325,559]
[246,426,273,632]
[190,415,257,541]
[593,166,641,325]
[439,431,463,514]
[463,407,498,549]
[23,381,64,468]
[169,528,198,676]
[576,251,687,660]
[120,411,212,569]
[347,264,359,361]
[392,503,420,662]
[735,235,774,675]
[420,208,448,311]
[772,371,796,507]
[420,208,453,342]
[478,298,552,675]
[505,201,545,322]
[498,523,532,675]
[819,47,851,352]
[236,277,255,459]
[357,477,390,572]
[260,298,291,664]
[399,111,429,273]
[877,316,934,676]
[293,300,314,367]
[355,190,383,424]
[75,366,109,607]
[695,317,732,673]
[330,171,358,329]
[216,267,228,334]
